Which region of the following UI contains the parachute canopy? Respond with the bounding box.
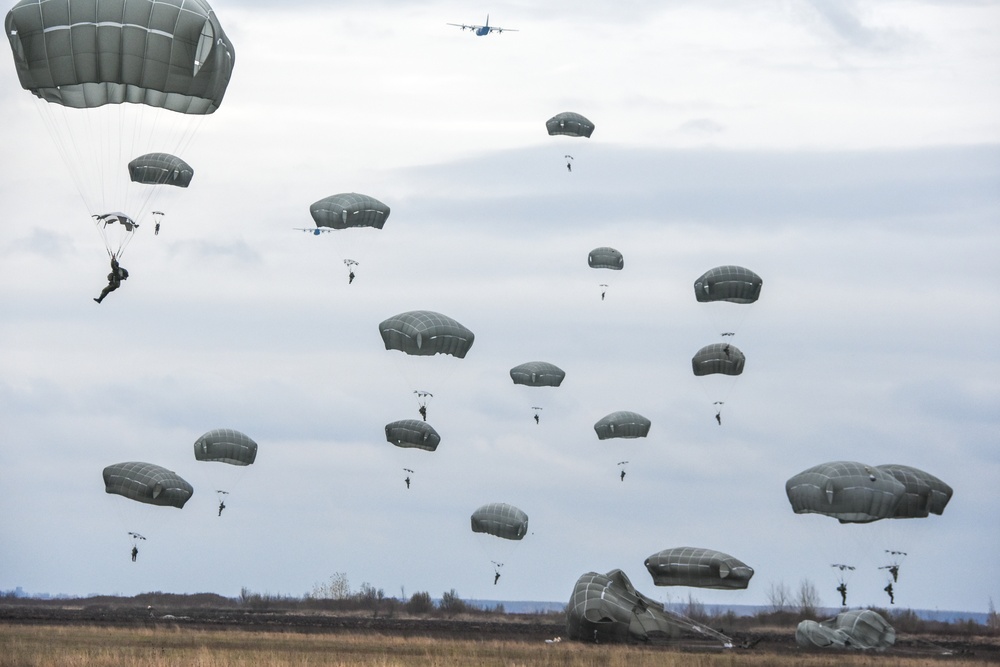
[566,570,732,645]
[588,247,623,270]
[310,193,390,230]
[6,0,236,113]
[385,419,441,451]
[470,502,528,541]
[796,610,895,651]
[128,153,194,187]
[692,343,745,376]
[644,547,754,590]
[379,310,475,358]
[694,266,762,304]
[546,112,595,138]
[594,411,651,440]
[785,461,906,524]
[510,361,566,387]
[103,462,193,508]
[193,429,258,466]
[876,464,953,518]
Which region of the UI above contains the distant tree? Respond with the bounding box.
[988,599,1000,633]
[406,591,434,615]
[311,572,351,600]
[357,582,385,618]
[684,593,707,622]
[767,581,791,612]
[796,579,821,617]
[439,589,468,617]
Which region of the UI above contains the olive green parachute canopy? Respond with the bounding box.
[310,193,390,230]
[594,411,651,440]
[796,610,895,651]
[103,462,193,508]
[509,361,565,387]
[379,310,475,358]
[546,112,594,138]
[128,153,194,187]
[785,461,906,524]
[566,570,733,645]
[6,0,236,113]
[470,502,528,541]
[875,464,953,518]
[644,547,754,590]
[193,429,257,466]
[691,343,745,376]
[588,247,623,270]
[385,419,440,451]
[693,266,762,304]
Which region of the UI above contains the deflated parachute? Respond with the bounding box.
[785,461,906,523]
[644,547,754,590]
[379,311,475,358]
[194,429,258,466]
[546,112,595,138]
[385,420,441,451]
[103,462,193,508]
[594,411,651,440]
[470,502,528,541]
[310,193,390,230]
[796,609,895,651]
[693,266,762,304]
[510,361,565,387]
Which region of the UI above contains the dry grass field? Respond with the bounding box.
[0,623,996,667]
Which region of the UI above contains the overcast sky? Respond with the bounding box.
[1,0,998,615]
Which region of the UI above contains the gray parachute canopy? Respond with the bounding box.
[470,502,528,541]
[691,343,745,376]
[693,266,763,304]
[6,0,235,113]
[588,247,623,270]
[546,112,595,138]
[379,310,475,358]
[644,547,754,590]
[309,193,390,230]
[103,462,193,508]
[193,429,258,466]
[385,419,441,451]
[875,464,953,518]
[566,570,732,645]
[128,153,194,187]
[594,411,651,440]
[785,461,906,523]
[796,610,895,651]
[509,361,566,387]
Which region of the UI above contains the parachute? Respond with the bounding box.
[691,343,745,376]
[128,153,194,188]
[796,610,895,651]
[588,247,623,270]
[565,570,732,645]
[6,0,235,255]
[385,419,440,452]
[470,502,528,541]
[379,311,475,358]
[102,462,193,509]
[876,464,953,518]
[644,547,754,590]
[693,266,762,304]
[785,461,906,523]
[310,193,390,230]
[509,361,565,387]
[193,429,258,466]
[546,112,595,138]
[594,411,651,440]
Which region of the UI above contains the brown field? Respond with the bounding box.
[1,603,997,667]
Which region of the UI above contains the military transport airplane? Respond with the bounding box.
[447,15,517,35]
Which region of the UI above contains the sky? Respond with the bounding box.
[1,0,998,615]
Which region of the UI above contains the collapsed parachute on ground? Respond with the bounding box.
[566,570,732,645]
[785,461,906,523]
[194,429,258,466]
[470,502,528,541]
[594,411,651,440]
[510,361,565,387]
[875,464,953,518]
[693,266,762,304]
[7,0,236,113]
[385,420,441,451]
[691,343,745,376]
[128,153,194,187]
[588,247,623,270]
[103,462,193,508]
[379,311,475,358]
[310,193,390,230]
[644,547,754,590]
[546,112,595,138]
[796,609,895,651]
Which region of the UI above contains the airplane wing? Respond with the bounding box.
[294,228,334,235]
[489,26,518,33]
[447,22,481,31]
